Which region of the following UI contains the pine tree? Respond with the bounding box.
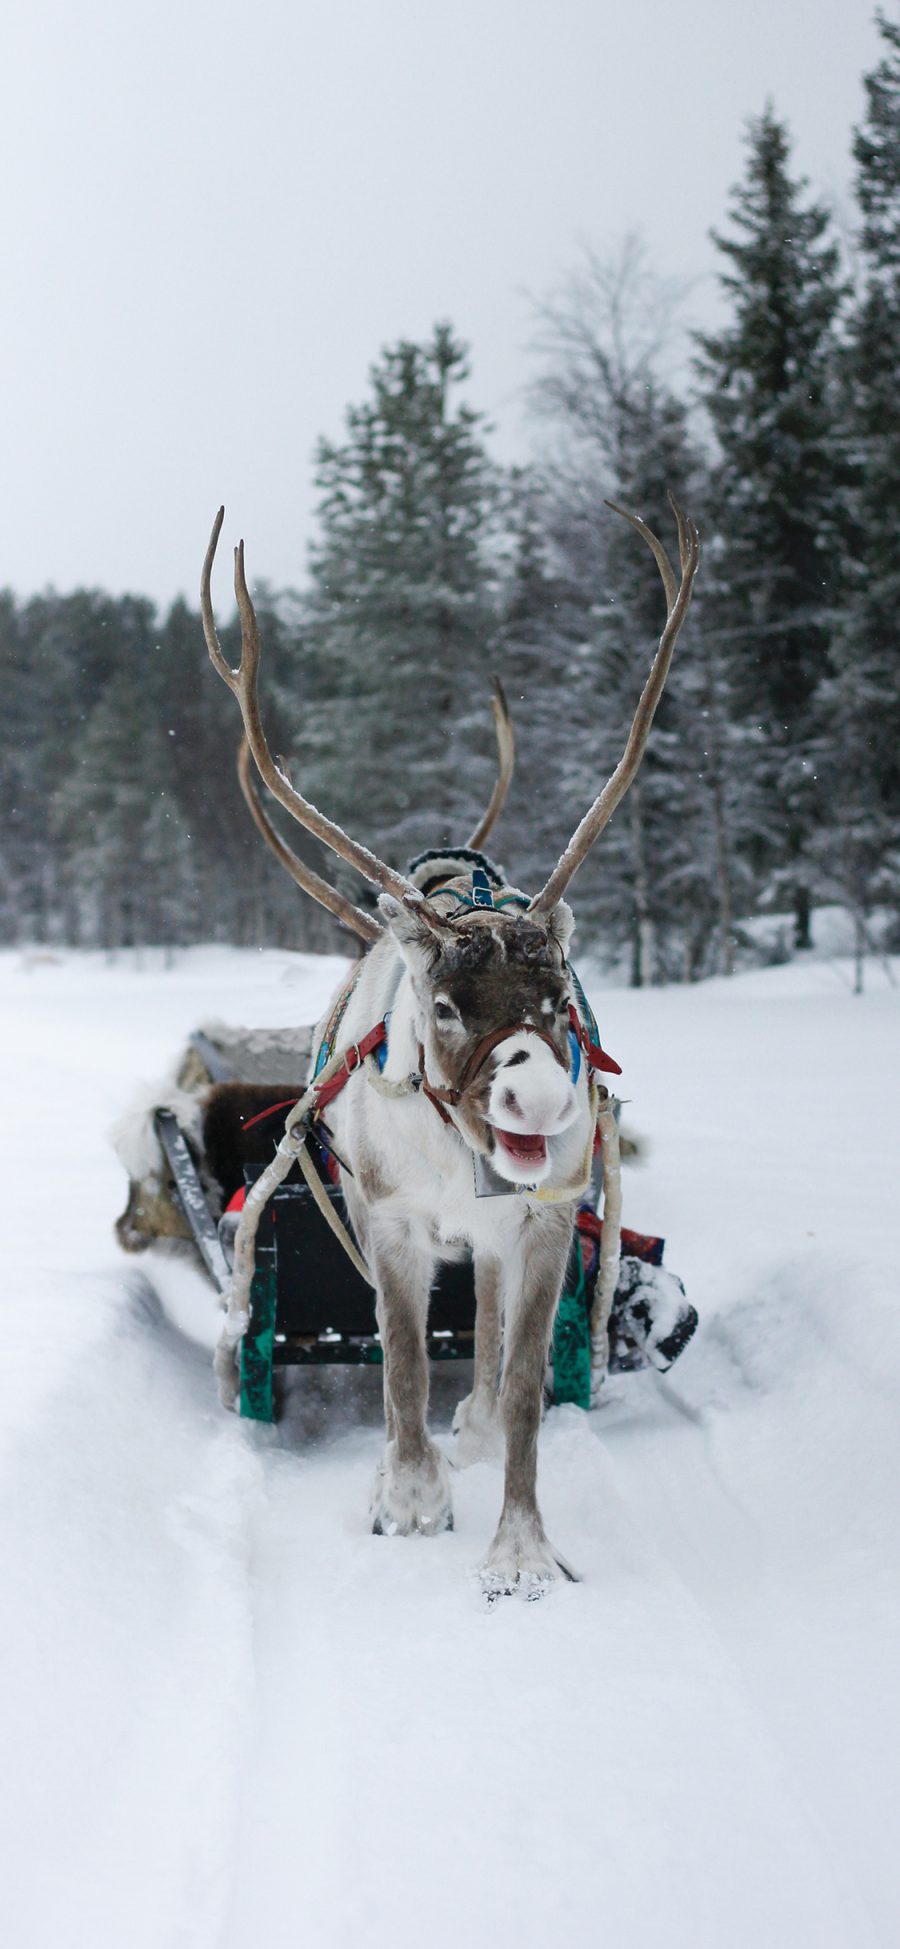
[52,672,193,948]
[0,592,32,941]
[851,10,900,807]
[296,325,501,876]
[11,590,159,943]
[695,108,846,948]
[0,577,342,953]
[814,12,900,977]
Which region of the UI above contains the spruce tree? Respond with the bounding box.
[0,592,32,941]
[52,671,191,948]
[851,9,900,798]
[695,108,846,947]
[818,9,900,975]
[295,325,501,875]
[13,590,159,943]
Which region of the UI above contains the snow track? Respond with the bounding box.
[2,1275,260,1949]
[2,946,898,1947]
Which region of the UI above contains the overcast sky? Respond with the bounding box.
[2,0,883,607]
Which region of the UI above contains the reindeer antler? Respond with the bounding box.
[467,677,515,850]
[529,495,700,915]
[236,739,380,944]
[201,508,418,906]
[239,673,513,925]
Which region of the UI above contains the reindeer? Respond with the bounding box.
[201,499,699,1596]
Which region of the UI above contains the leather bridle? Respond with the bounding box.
[416,994,622,1128]
[416,1020,567,1127]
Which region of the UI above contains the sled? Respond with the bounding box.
[118,1023,698,1423]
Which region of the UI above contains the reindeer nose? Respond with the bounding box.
[501,1087,523,1120]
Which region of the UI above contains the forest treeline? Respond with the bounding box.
[3,17,899,982]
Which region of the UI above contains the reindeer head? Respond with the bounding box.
[380,884,579,1184]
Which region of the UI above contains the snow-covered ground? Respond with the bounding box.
[2,942,899,1949]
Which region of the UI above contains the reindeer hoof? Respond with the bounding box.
[478,1523,579,1600]
[451,1392,504,1467]
[370,1442,454,1538]
[421,1508,453,1536]
[479,1565,571,1605]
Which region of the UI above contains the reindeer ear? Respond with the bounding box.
[378,893,446,966]
[548,900,576,957]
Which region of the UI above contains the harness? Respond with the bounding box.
[244,871,621,1152]
[215,872,625,1408]
[306,869,621,1134]
[216,877,627,1411]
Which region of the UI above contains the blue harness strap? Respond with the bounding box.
[568,1027,582,1084]
[313,962,364,1079]
[568,963,602,1049]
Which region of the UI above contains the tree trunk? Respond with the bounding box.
[703,649,735,976]
[711,773,734,978]
[630,913,643,988]
[854,911,865,996]
[795,883,812,951]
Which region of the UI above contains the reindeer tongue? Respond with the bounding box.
[495,1129,548,1166]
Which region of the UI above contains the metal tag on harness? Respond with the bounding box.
[473,1149,536,1198]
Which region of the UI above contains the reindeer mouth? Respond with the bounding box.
[493,1128,548,1169]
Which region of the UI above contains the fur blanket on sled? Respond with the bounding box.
[111,1020,315,1264]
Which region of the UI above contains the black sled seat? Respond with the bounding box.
[240,1167,478,1421]
[146,1031,697,1423]
[152,1065,481,1422]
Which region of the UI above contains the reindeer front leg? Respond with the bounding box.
[480,1206,575,1597]
[452,1253,505,1465]
[369,1214,453,1538]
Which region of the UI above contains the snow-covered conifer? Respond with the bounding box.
[813,12,900,977]
[695,108,846,949]
[295,325,502,875]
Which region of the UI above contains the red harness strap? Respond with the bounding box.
[241,1096,301,1134]
[416,1043,455,1125]
[237,1020,389,1148]
[312,1019,389,1111]
[567,1004,622,1077]
[239,1004,618,1149]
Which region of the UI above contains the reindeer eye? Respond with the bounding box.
[434,1000,457,1024]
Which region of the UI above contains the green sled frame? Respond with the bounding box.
[234,1164,594,1424]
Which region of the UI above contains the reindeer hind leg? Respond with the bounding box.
[369,1220,453,1538]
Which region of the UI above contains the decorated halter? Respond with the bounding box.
[429,864,531,917]
[418,867,622,1088]
[303,865,621,1148]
